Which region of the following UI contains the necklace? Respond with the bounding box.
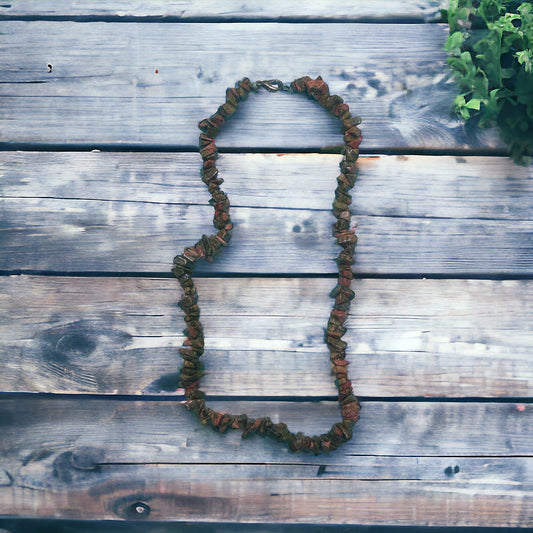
[172,76,362,454]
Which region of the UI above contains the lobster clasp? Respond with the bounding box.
[255,79,288,92]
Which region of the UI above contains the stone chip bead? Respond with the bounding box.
[172,76,361,454]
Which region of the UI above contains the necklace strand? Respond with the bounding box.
[172,76,362,454]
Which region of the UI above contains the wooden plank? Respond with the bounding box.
[3,152,533,219]
[1,465,532,525]
[1,276,532,397]
[0,399,531,525]
[2,197,532,274]
[0,22,502,150]
[0,398,531,461]
[4,153,531,275]
[3,468,532,526]
[0,1,448,22]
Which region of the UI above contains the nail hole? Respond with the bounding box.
[292,224,301,233]
[47,64,53,73]
[155,69,159,74]
[129,501,150,519]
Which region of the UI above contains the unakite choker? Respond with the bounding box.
[172,76,362,454]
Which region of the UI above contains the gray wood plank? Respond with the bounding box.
[2,153,532,275]
[0,1,447,21]
[2,196,532,274]
[0,22,501,150]
[0,398,530,461]
[0,398,531,525]
[1,276,532,397]
[1,464,531,525]
[2,468,531,525]
[3,152,533,219]
[2,152,532,275]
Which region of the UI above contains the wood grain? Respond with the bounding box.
[2,467,532,525]
[0,1,448,21]
[1,276,531,397]
[2,152,532,274]
[3,152,532,218]
[3,200,532,274]
[1,6,531,529]
[0,22,502,150]
[1,397,531,461]
[0,398,531,525]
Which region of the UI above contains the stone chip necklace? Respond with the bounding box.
[172,76,362,454]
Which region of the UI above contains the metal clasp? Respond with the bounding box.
[255,79,289,92]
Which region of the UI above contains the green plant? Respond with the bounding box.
[444,0,533,164]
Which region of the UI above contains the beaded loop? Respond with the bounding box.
[172,76,362,454]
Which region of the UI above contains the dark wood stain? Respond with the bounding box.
[39,324,97,363]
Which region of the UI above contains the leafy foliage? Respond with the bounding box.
[445,0,533,164]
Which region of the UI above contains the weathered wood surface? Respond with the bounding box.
[2,464,532,525]
[1,2,532,528]
[3,399,530,460]
[2,153,532,274]
[1,276,532,398]
[0,1,448,21]
[0,22,502,150]
[3,152,532,217]
[0,398,531,525]
[5,199,532,274]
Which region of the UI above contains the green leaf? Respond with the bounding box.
[445,0,533,164]
[445,30,467,51]
[516,50,533,72]
[473,33,502,85]
[455,94,467,107]
[465,98,483,110]
[519,3,532,17]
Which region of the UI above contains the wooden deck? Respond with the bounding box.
[0,1,532,530]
